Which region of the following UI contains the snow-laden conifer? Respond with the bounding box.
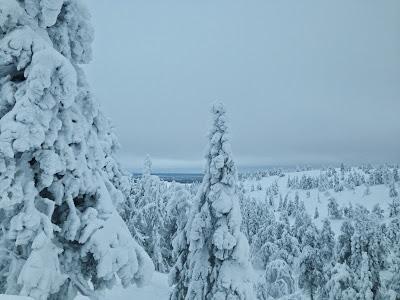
[143,154,152,177]
[314,207,319,219]
[320,219,335,264]
[0,1,153,298]
[169,103,254,299]
[256,259,295,299]
[357,252,373,300]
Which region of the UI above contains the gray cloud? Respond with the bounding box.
[86,0,400,172]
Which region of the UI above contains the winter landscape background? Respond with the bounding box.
[0,1,399,300]
[85,0,400,172]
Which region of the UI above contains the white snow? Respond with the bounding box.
[242,170,393,234]
[0,296,33,300]
[0,1,153,299]
[0,295,33,300]
[75,272,169,300]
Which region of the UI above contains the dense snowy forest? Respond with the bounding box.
[0,0,399,300]
[114,158,400,300]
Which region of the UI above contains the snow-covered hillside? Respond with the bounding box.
[0,296,34,300]
[242,169,393,233]
[76,272,169,300]
[79,165,400,299]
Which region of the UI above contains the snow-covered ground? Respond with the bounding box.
[0,296,33,300]
[242,170,392,233]
[76,168,395,299]
[76,272,169,300]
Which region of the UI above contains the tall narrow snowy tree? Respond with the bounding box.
[320,219,335,264]
[299,245,323,300]
[143,154,152,177]
[314,207,319,219]
[168,186,193,300]
[324,263,357,300]
[357,252,373,300]
[169,103,254,299]
[393,167,399,182]
[0,1,153,299]
[125,156,171,272]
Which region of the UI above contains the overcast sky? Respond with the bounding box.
[86,0,400,172]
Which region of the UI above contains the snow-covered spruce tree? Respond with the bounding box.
[337,221,355,265]
[287,199,295,216]
[389,181,398,198]
[122,175,174,273]
[350,213,387,297]
[389,197,400,218]
[292,210,312,246]
[255,259,295,300]
[394,167,399,182]
[277,194,283,211]
[0,1,153,299]
[299,245,323,300]
[251,211,299,269]
[343,203,354,219]
[387,218,400,249]
[240,196,272,246]
[319,219,335,265]
[372,203,384,219]
[357,252,373,300]
[387,246,400,298]
[169,103,254,299]
[333,173,344,192]
[324,263,357,300]
[167,185,193,300]
[167,185,191,253]
[327,197,342,219]
[143,154,152,177]
[130,156,172,273]
[313,207,319,219]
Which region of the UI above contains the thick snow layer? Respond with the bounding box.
[75,272,169,300]
[242,170,393,234]
[0,296,33,300]
[0,1,153,298]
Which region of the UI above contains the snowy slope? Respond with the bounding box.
[75,272,169,300]
[0,297,33,300]
[73,168,395,299]
[242,170,393,233]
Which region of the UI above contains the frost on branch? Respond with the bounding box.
[0,1,153,299]
[47,0,93,64]
[18,232,66,300]
[24,0,65,28]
